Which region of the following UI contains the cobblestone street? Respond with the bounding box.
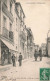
[0,57,50,81]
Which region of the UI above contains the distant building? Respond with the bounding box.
[41,43,46,56]
[47,37,50,57]
[47,30,50,57]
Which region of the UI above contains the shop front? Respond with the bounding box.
[0,38,16,65]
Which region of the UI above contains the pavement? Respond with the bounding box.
[0,57,50,81]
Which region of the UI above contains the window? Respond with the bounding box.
[20,10,22,18]
[4,0,7,5]
[16,46,17,49]
[3,16,7,28]
[16,18,18,31]
[16,18,17,25]
[10,2,12,14]
[10,23,12,31]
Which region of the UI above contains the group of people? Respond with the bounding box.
[34,48,42,61]
[1,49,42,66]
[1,50,23,67]
[12,53,23,67]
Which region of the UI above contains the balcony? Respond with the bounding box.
[2,27,9,39]
[3,2,8,9]
[9,31,14,42]
[2,27,14,42]
[20,31,26,41]
[2,2,14,22]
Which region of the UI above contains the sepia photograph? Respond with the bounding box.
[0,0,50,81]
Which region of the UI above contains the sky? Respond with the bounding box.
[16,0,50,46]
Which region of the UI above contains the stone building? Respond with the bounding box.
[0,0,18,65]
[47,31,50,57]
[47,30,50,57]
[26,28,34,58]
[15,3,27,59]
[41,43,46,56]
[0,0,34,65]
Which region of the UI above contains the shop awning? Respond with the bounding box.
[1,38,16,52]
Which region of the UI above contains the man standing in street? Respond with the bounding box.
[34,50,38,61]
[12,54,16,67]
[1,51,5,66]
[18,53,22,66]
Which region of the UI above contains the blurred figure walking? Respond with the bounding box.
[18,53,22,66]
[39,48,42,61]
[34,50,38,61]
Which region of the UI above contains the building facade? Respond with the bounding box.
[47,37,50,57]
[41,43,46,56]
[47,30,50,57]
[15,3,27,59]
[0,0,18,65]
[0,0,34,65]
[26,28,34,58]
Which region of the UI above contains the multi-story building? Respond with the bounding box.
[41,43,46,56]
[47,30,50,57]
[0,0,34,65]
[15,3,27,59]
[0,0,18,65]
[26,28,34,58]
[47,37,50,57]
[23,25,28,59]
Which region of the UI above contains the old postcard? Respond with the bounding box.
[0,0,50,81]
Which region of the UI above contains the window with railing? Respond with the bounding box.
[9,23,14,42]
[2,27,9,39]
[9,23,12,31]
[3,16,7,28]
[4,0,7,6]
[2,27,14,42]
[10,2,12,14]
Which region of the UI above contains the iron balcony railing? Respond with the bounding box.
[2,27,14,42]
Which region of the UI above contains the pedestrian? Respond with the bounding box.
[1,51,5,66]
[8,51,11,64]
[12,54,16,67]
[18,53,22,66]
[34,50,38,61]
[39,48,42,61]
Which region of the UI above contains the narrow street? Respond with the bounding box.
[0,57,50,81]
